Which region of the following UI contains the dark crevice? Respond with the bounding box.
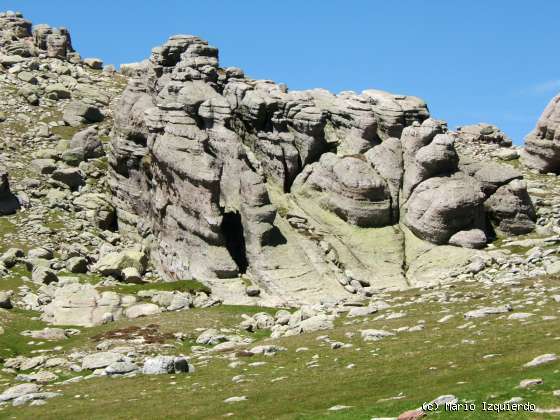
[221,212,248,274]
[484,212,497,242]
[127,133,148,147]
[280,146,296,193]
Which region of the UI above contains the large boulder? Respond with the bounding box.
[68,127,104,159]
[485,179,536,235]
[460,159,522,196]
[41,283,124,327]
[94,249,147,278]
[404,175,486,245]
[63,101,104,127]
[82,352,123,370]
[45,83,71,100]
[522,94,560,172]
[73,193,116,230]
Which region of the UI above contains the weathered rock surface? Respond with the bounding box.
[68,126,104,159]
[41,283,125,326]
[63,101,103,126]
[522,94,560,172]
[142,356,191,375]
[0,383,41,402]
[484,180,536,235]
[108,34,536,303]
[82,352,123,370]
[293,153,393,227]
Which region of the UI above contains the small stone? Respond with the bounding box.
[519,378,543,389]
[360,329,395,341]
[28,247,53,260]
[448,229,487,249]
[27,328,67,341]
[245,285,260,297]
[464,305,512,319]
[508,313,533,320]
[17,71,38,84]
[430,394,458,406]
[524,354,558,368]
[224,396,247,403]
[83,58,103,69]
[347,306,378,318]
[397,409,425,420]
[65,256,88,273]
[328,405,352,411]
[63,101,104,126]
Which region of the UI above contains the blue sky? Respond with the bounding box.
[3,1,559,144]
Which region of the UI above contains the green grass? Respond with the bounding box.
[0,308,51,359]
[101,280,212,295]
[51,125,82,140]
[0,277,558,419]
[0,266,30,292]
[0,216,18,252]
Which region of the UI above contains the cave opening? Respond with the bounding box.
[221,211,248,274]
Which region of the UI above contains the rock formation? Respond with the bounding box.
[457,123,512,147]
[0,11,77,62]
[522,94,560,172]
[109,35,536,303]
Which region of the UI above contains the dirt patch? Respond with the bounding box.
[92,324,174,344]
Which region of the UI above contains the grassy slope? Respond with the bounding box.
[0,277,557,419]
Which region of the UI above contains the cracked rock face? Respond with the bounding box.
[522,93,560,173]
[109,34,535,303]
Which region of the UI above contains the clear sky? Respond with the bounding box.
[2,1,559,144]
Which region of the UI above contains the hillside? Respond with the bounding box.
[0,10,558,419]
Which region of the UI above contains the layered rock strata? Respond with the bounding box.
[109,35,535,304]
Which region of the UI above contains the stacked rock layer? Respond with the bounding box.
[109,35,536,304]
